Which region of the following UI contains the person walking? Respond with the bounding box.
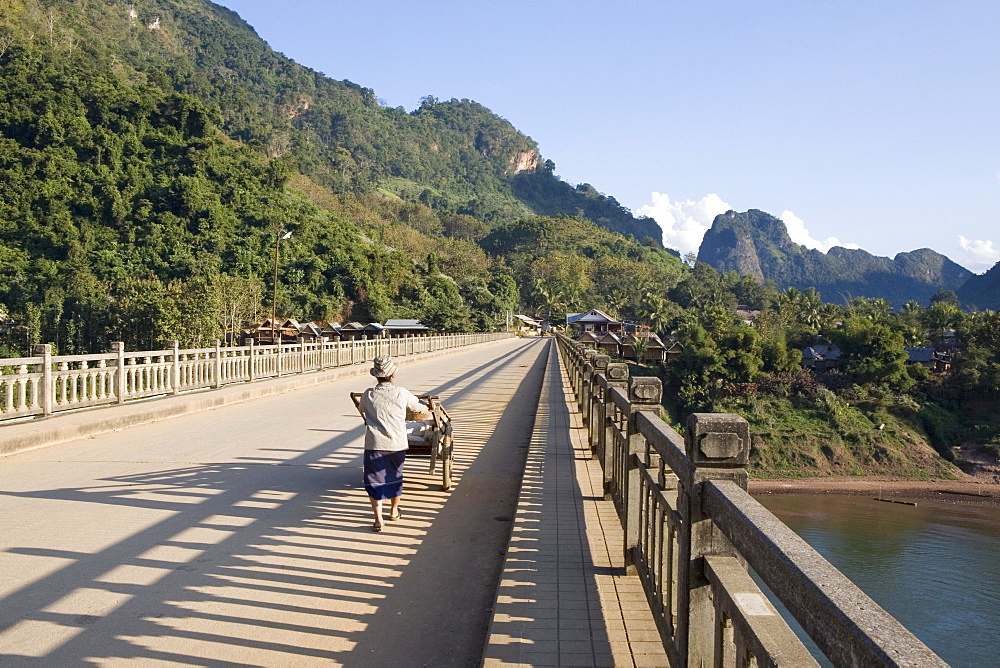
[358,355,426,532]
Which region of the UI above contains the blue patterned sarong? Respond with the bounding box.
[363,449,406,500]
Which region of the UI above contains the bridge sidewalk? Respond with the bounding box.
[483,342,669,667]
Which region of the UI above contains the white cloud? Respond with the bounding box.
[635,193,731,257]
[779,210,860,252]
[958,235,1000,269]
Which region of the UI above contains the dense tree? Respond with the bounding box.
[956,310,1000,394]
[828,318,913,393]
[671,321,726,409]
[929,288,960,307]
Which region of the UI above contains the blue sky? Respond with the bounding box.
[217,1,1000,273]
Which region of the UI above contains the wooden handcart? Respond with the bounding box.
[350,393,455,491]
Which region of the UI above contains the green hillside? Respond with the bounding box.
[0,0,660,235]
[0,0,679,354]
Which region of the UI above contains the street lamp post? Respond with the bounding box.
[271,225,292,348]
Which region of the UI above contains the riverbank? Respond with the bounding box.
[749,477,1000,507]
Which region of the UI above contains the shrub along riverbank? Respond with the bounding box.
[637,361,997,481]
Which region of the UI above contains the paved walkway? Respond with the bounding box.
[483,341,669,667]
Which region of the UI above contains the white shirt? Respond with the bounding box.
[359,382,426,451]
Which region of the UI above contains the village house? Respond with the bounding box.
[297,322,324,342]
[905,347,953,373]
[574,331,602,349]
[384,319,431,337]
[243,318,302,345]
[362,322,387,338]
[567,309,623,336]
[801,343,842,371]
[321,322,342,340]
[644,334,683,363]
[596,331,623,356]
[621,332,672,362]
[513,314,543,336]
[735,305,761,326]
[338,322,367,340]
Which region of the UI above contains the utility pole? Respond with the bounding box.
[271,224,292,346]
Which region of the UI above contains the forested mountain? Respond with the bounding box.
[697,209,973,308]
[957,261,1000,311]
[0,0,677,354]
[1,0,660,235]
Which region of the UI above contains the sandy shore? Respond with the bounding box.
[749,477,1000,507]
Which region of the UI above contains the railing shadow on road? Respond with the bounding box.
[0,425,368,665]
[0,338,549,667]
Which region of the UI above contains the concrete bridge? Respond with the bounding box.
[0,337,946,667]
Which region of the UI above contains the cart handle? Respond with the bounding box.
[350,392,446,418]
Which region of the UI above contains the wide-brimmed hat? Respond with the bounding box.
[370,355,397,378]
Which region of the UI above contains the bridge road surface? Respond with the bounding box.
[0,337,550,667]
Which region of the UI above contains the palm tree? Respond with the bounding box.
[562,282,585,314]
[899,325,926,347]
[629,334,649,363]
[638,291,673,337]
[800,306,823,331]
[604,289,629,320]
[532,278,566,328]
[921,301,963,348]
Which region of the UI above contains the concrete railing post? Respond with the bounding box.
[248,339,256,381]
[576,348,597,406]
[564,341,577,390]
[624,375,662,574]
[35,344,53,416]
[168,340,180,395]
[212,339,222,388]
[572,346,587,399]
[602,362,629,497]
[581,350,598,424]
[112,341,126,404]
[677,412,750,666]
[587,354,610,438]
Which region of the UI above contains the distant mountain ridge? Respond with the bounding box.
[697,209,974,307]
[957,261,1000,310]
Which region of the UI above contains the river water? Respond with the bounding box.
[755,494,1000,667]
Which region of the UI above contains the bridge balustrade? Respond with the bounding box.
[555,333,945,668]
[0,333,511,423]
